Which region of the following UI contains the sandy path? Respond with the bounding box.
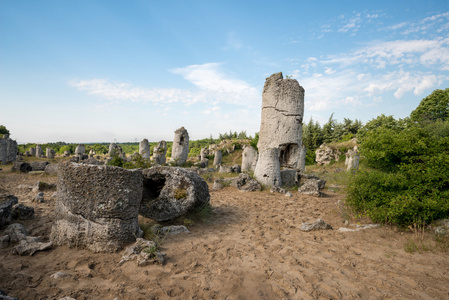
[1,173,449,299]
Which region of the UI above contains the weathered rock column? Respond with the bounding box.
[46,148,56,159]
[200,147,209,161]
[51,162,143,252]
[213,150,222,168]
[35,144,43,158]
[254,147,282,186]
[241,145,258,173]
[345,146,360,171]
[254,72,305,186]
[139,139,151,160]
[74,144,85,156]
[170,127,189,166]
[0,135,18,165]
[140,166,210,222]
[152,140,167,165]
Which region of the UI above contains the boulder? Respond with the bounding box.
[51,162,143,253]
[300,219,333,232]
[315,144,342,166]
[118,238,165,266]
[33,192,44,203]
[298,174,326,197]
[231,164,241,173]
[140,166,210,222]
[44,163,59,175]
[231,173,262,192]
[11,161,32,173]
[30,161,50,171]
[218,165,232,173]
[0,195,18,227]
[280,169,299,187]
[3,223,27,242]
[11,204,34,220]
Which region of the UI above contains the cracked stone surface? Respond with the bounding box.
[170,127,189,166]
[51,162,143,253]
[254,72,305,187]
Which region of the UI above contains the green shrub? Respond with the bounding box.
[346,116,449,227]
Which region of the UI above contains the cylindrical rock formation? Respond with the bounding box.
[35,144,43,158]
[241,145,258,173]
[213,150,222,168]
[254,72,305,186]
[153,140,167,165]
[74,144,85,156]
[140,166,210,222]
[170,127,189,166]
[51,162,143,253]
[139,139,151,160]
[254,148,282,187]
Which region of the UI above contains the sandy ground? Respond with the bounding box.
[1,168,449,300]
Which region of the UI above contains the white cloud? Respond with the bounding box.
[322,38,449,70]
[338,13,362,33]
[70,63,260,107]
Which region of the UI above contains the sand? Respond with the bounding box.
[1,170,449,300]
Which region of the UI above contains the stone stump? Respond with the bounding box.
[241,145,258,172]
[140,166,210,222]
[46,148,56,159]
[345,146,360,171]
[254,148,282,187]
[74,144,85,156]
[51,162,143,252]
[213,150,222,168]
[139,139,151,160]
[35,145,43,158]
[0,135,18,165]
[200,147,209,161]
[152,140,167,165]
[170,127,189,166]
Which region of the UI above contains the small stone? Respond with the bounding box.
[300,219,333,232]
[34,192,44,203]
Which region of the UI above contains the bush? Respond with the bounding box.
[346,118,449,227]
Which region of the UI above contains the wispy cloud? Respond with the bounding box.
[294,35,449,112]
[384,11,449,35]
[70,63,259,107]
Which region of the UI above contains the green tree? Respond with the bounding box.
[410,88,449,122]
[0,125,10,135]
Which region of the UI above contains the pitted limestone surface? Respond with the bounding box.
[140,166,210,222]
[51,162,142,252]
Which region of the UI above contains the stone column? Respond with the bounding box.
[241,145,258,173]
[254,72,305,186]
[139,139,151,160]
[170,127,189,166]
[213,150,222,168]
[152,140,167,165]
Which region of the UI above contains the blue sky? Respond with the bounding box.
[1,0,449,143]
